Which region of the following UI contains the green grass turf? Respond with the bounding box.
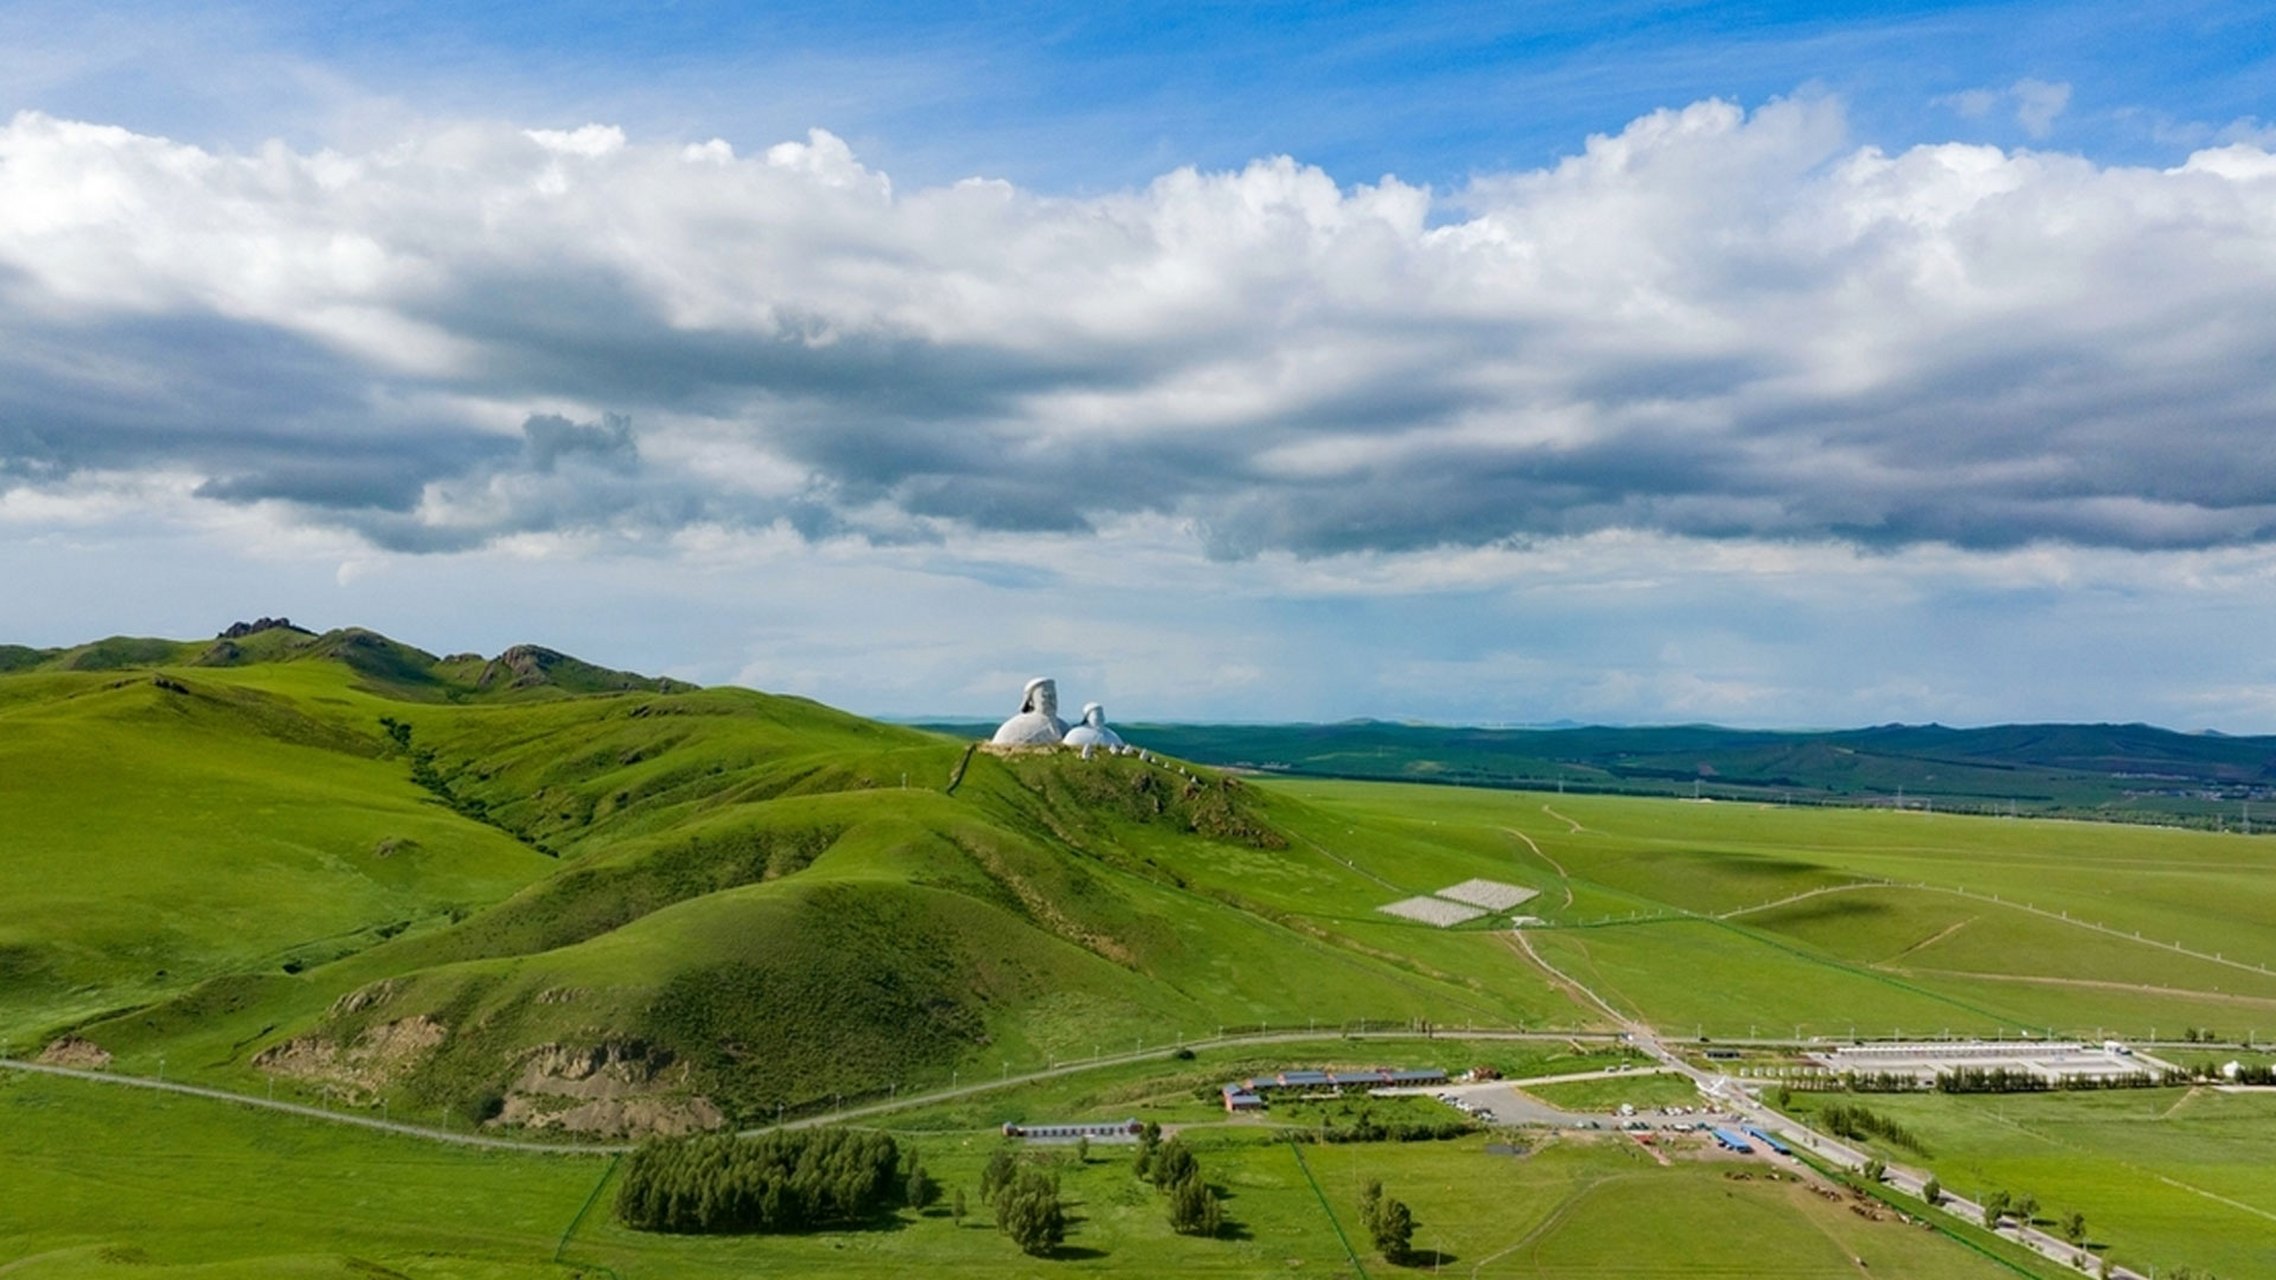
[877,1036,1640,1133]
[1269,778,2276,1041]
[0,1071,2036,1278]
[1783,1087,2276,1279]
[1516,1071,1702,1113]
[9,635,2276,1272]
[0,670,550,1046]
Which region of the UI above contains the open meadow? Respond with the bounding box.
[0,1070,2039,1278]
[1781,1086,2276,1279]
[6,642,2275,1276]
[1270,779,2276,1043]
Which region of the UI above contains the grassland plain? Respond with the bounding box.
[0,1070,2034,1278]
[1272,779,2276,1040]
[1059,718,2276,828]
[1783,1087,2276,1278]
[1516,1071,1700,1113]
[8,629,2274,1275]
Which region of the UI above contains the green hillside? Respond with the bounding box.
[11,633,2276,1275]
[0,623,1570,1138]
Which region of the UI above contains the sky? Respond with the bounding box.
[2,1,2274,729]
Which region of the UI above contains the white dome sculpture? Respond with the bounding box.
[1062,702,1125,750]
[991,677,1069,747]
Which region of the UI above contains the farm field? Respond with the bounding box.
[1782,1087,2276,1279]
[0,1071,2037,1278]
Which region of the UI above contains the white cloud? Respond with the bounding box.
[2011,78,2072,139]
[1936,79,2072,140]
[0,95,2272,569]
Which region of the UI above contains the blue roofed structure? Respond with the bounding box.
[1741,1125,1791,1155]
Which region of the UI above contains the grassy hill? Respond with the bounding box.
[12,631,2276,1274]
[0,623,1570,1137]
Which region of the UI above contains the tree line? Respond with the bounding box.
[615,1128,905,1234]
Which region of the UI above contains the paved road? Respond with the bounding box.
[0,1025,1620,1153]
[1509,928,2148,1279]
[0,1058,613,1154]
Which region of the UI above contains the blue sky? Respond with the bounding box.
[2,1,2274,728]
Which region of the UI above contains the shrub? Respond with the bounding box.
[995,1168,1065,1256]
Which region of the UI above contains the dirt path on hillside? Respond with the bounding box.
[1718,880,1890,920]
[1888,916,1977,962]
[1541,805,1589,834]
[1501,826,1574,908]
[1500,930,1623,1028]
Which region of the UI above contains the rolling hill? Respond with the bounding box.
[0,622,1567,1138]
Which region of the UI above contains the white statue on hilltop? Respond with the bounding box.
[1063,702,1125,750]
[991,677,1069,747]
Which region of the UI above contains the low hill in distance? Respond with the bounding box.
[914,718,2276,828]
[0,616,695,700]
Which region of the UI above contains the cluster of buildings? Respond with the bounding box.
[1218,1066,1448,1112]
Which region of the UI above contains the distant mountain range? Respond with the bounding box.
[913,717,2276,828]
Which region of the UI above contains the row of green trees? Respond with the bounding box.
[1815,1102,1930,1156]
[980,1145,1066,1255]
[1296,1108,1474,1144]
[1358,1179,1415,1261]
[1134,1122,1226,1236]
[615,1128,904,1233]
[1934,1066,2170,1093]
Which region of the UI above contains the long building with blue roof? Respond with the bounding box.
[1218,1065,1447,1111]
[1741,1125,1792,1155]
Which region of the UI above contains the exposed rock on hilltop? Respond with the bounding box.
[218,617,312,640]
[471,644,697,696]
[0,621,697,700]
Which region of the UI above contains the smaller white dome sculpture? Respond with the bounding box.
[991,677,1069,747]
[1062,702,1126,750]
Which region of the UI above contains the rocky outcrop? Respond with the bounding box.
[253,1015,445,1102]
[219,617,311,639]
[491,1041,724,1139]
[38,1036,112,1069]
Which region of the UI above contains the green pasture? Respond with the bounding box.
[879,1036,1639,1133]
[1268,778,2276,1041]
[7,636,2276,1274]
[1784,1087,2276,1279]
[0,671,549,1045]
[1516,1071,1700,1113]
[0,1071,2036,1278]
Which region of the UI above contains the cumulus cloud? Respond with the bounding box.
[1,96,2273,560]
